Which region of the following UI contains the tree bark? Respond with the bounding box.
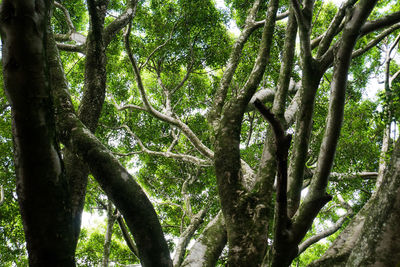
[213,0,279,265]
[309,138,400,266]
[0,0,75,265]
[102,201,116,267]
[181,212,227,267]
[47,29,172,266]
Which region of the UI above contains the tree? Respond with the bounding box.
[1,0,400,266]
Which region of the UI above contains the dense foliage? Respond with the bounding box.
[1,0,400,266]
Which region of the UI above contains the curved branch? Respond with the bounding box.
[140,21,178,71]
[103,0,138,47]
[361,11,400,35]
[352,22,400,59]
[54,1,76,32]
[316,0,358,58]
[298,211,352,254]
[48,29,172,266]
[124,22,214,159]
[116,213,139,258]
[252,10,290,29]
[298,195,353,254]
[120,125,212,166]
[391,68,400,87]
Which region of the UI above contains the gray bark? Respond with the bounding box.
[47,29,172,266]
[181,212,227,267]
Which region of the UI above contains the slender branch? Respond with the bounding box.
[351,22,400,59]
[252,10,290,29]
[298,195,353,254]
[124,22,214,159]
[139,21,178,70]
[236,0,280,109]
[329,171,378,181]
[391,69,400,87]
[101,201,117,267]
[120,124,211,166]
[117,103,147,112]
[317,0,358,58]
[0,185,4,206]
[208,0,262,129]
[361,11,400,35]
[273,8,297,117]
[167,129,180,153]
[171,62,195,95]
[116,213,139,258]
[54,1,76,32]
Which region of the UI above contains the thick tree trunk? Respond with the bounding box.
[47,29,172,267]
[214,0,279,265]
[309,139,400,266]
[0,0,75,265]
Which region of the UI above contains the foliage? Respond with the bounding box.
[1,0,400,265]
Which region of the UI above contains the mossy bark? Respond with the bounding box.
[0,0,75,265]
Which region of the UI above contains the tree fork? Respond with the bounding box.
[253,99,296,266]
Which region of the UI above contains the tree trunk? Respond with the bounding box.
[0,0,75,265]
[67,0,109,247]
[47,29,172,266]
[102,201,116,267]
[309,138,400,266]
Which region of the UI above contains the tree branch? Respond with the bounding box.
[173,209,208,267]
[103,0,138,47]
[0,185,4,206]
[120,124,211,166]
[351,22,400,59]
[139,21,178,71]
[124,22,214,159]
[181,212,227,267]
[253,100,294,267]
[329,171,378,181]
[48,29,173,266]
[54,1,76,32]
[361,11,400,35]
[56,43,85,53]
[208,0,263,130]
[116,213,140,258]
[316,0,358,58]
[292,0,379,251]
[298,196,353,255]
